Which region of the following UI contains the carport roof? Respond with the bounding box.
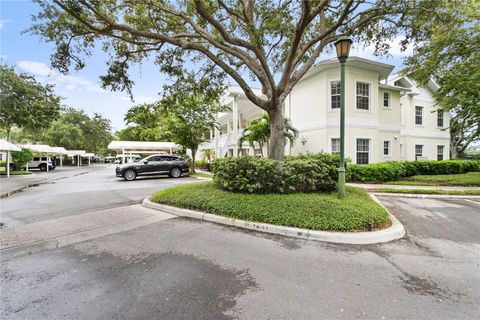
[108,141,182,153]
[66,150,87,156]
[0,140,21,152]
[19,144,55,154]
[50,147,69,155]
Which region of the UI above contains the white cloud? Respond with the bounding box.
[17,60,53,76]
[0,20,8,30]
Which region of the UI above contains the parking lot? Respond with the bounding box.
[1,165,479,319]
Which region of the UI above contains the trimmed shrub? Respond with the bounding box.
[211,153,338,193]
[0,160,6,168]
[347,160,480,183]
[11,148,33,169]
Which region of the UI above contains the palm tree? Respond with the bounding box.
[239,114,298,157]
[202,149,214,162]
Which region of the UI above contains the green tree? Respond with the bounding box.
[0,65,60,141]
[11,148,34,169]
[239,114,298,157]
[30,0,437,159]
[118,104,166,141]
[42,108,113,153]
[402,1,480,158]
[159,70,226,172]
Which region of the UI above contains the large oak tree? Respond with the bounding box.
[31,0,437,159]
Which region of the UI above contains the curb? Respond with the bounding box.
[373,193,480,199]
[142,196,405,245]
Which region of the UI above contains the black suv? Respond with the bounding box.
[116,154,190,181]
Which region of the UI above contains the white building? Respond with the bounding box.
[199,57,450,164]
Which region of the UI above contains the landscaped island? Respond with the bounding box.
[151,182,390,232]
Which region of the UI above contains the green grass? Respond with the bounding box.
[151,182,390,232]
[375,188,480,196]
[386,172,480,186]
[190,172,213,178]
[0,169,32,175]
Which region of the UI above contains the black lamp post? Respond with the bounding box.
[334,36,352,198]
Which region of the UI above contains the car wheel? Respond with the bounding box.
[169,167,182,178]
[123,169,137,181]
[39,164,47,171]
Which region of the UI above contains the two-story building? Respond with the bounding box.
[199,57,450,163]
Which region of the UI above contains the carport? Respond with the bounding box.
[66,150,86,167]
[0,139,21,177]
[50,147,68,168]
[107,141,182,164]
[20,144,56,172]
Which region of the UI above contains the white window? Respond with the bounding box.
[415,106,423,125]
[437,145,444,161]
[437,109,444,127]
[331,138,340,153]
[356,82,370,110]
[383,92,390,108]
[356,139,370,164]
[383,141,391,156]
[331,81,340,109]
[415,145,423,159]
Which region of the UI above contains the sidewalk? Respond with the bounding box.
[347,182,480,191]
[0,165,103,197]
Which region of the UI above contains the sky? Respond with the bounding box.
[1,1,413,132]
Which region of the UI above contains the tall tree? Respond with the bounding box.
[158,71,227,172]
[402,1,480,158]
[0,65,60,140]
[118,104,166,141]
[30,0,435,159]
[42,108,113,153]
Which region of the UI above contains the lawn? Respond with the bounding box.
[189,172,213,179]
[386,172,480,186]
[375,188,480,196]
[151,182,390,232]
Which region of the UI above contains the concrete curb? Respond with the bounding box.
[374,192,480,199]
[142,196,405,245]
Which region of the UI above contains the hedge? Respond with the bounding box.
[211,153,338,193]
[347,160,480,183]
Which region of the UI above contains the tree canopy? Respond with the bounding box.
[29,0,440,159]
[42,108,113,154]
[402,1,480,158]
[0,65,60,140]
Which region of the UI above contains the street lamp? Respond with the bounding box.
[334,36,352,198]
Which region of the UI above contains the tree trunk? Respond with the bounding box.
[6,127,11,142]
[191,147,197,173]
[268,109,285,160]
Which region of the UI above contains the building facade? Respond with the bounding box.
[199,57,450,164]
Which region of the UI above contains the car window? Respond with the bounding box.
[161,156,176,161]
[33,157,39,161]
[148,156,163,162]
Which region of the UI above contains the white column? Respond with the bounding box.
[78,155,80,167]
[169,148,173,154]
[233,96,239,157]
[88,156,91,166]
[60,155,63,168]
[122,148,125,164]
[6,150,10,178]
[46,155,49,172]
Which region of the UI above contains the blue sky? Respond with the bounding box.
[1,1,412,131]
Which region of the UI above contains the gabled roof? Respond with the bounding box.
[388,74,439,96]
[302,56,395,82]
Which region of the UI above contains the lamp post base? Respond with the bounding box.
[338,167,346,198]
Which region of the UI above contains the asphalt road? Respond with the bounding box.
[1,167,479,319]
